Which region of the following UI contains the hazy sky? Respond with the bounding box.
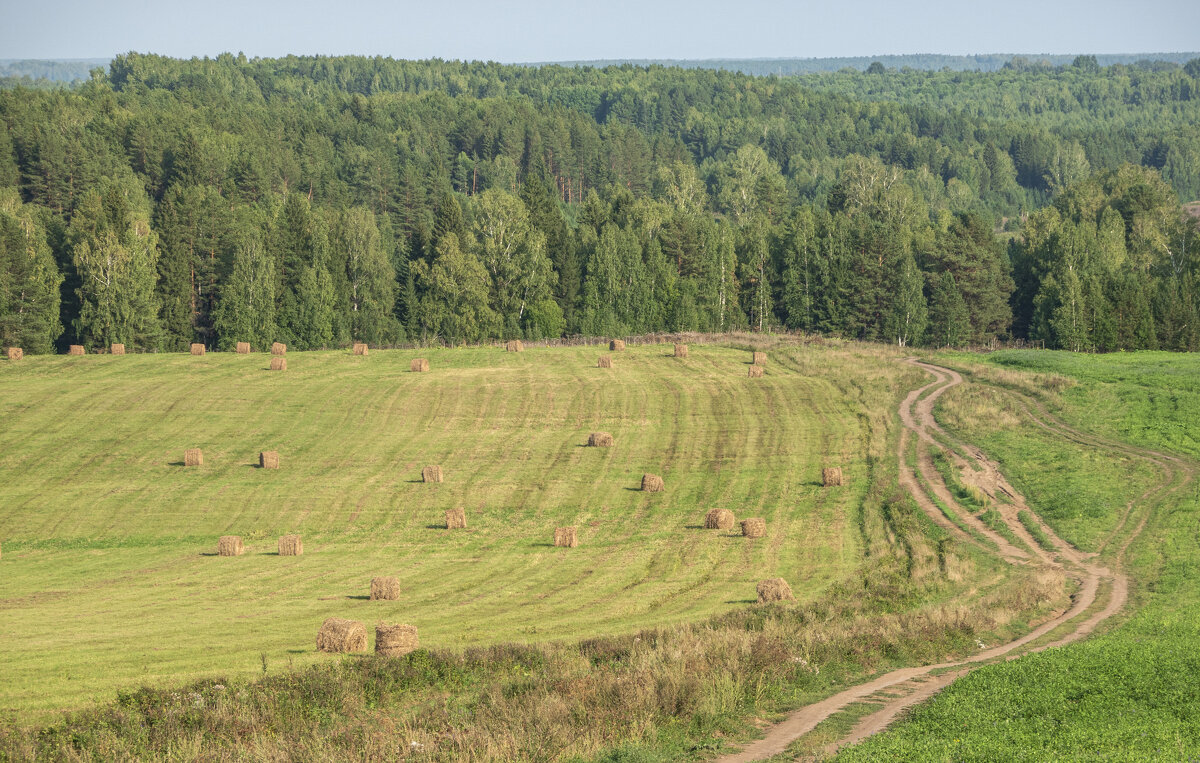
[2,0,1198,62]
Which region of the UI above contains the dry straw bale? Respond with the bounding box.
[271,342,287,355]
[316,618,367,653]
[270,357,287,371]
[184,448,203,467]
[411,357,429,372]
[68,345,85,356]
[370,576,401,600]
[741,518,766,538]
[235,342,251,354]
[110,344,125,355]
[278,534,303,556]
[674,344,688,358]
[642,473,664,492]
[190,343,206,356]
[260,451,280,469]
[445,508,467,529]
[554,526,578,548]
[704,508,735,530]
[609,339,626,351]
[6,347,22,360]
[597,355,613,368]
[756,578,795,604]
[822,467,845,487]
[218,535,244,556]
[375,623,419,656]
[747,365,764,378]
[587,432,614,447]
[422,465,443,483]
[353,343,369,356]
[506,340,524,352]
[752,351,767,365]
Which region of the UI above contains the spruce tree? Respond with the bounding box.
[0,189,62,352]
[927,272,970,348]
[213,234,277,351]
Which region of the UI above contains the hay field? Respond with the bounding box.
[0,340,916,714]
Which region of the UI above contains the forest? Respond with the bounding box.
[1,52,1198,354]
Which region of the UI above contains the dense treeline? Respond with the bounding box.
[0,53,1197,353]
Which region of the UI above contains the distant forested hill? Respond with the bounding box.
[536,52,1200,75]
[1,53,1197,357]
[0,59,108,83]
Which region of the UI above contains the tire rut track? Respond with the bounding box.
[715,359,1190,762]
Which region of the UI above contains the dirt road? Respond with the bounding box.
[716,359,1192,762]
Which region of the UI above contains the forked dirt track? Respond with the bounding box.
[716,359,1194,762]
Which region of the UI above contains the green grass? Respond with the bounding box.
[837,350,1200,760]
[1017,509,1056,551]
[0,342,907,716]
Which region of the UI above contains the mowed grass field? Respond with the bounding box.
[0,340,911,716]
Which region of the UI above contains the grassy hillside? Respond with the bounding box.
[0,339,915,715]
[836,351,1200,759]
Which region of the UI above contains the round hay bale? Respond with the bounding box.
[278,534,303,556]
[260,451,280,469]
[271,342,287,355]
[110,343,125,355]
[184,448,203,467]
[597,355,613,368]
[445,508,467,529]
[554,526,578,548]
[609,339,626,351]
[370,576,401,601]
[587,432,614,447]
[506,340,525,352]
[190,343,206,356]
[316,617,367,653]
[756,578,794,604]
[704,508,735,530]
[235,342,251,354]
[411,357,429,372]
[353,342,369,356]
[6,347,23,360]
[641,474,664,492]
[752,351,767,365]
[674,344,688,358]
[68,345,85,356]
[422,465,443,483]
[741,518,766,538]
[376,623,419,657]
[822,467,844,487]
[748,365,764,378]
[218,535,243,556]
[270,357,287,371]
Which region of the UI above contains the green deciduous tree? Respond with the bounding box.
[70,183,162,350]
[334,207,398,345]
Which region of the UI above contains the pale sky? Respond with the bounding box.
[1,0,1198,62]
